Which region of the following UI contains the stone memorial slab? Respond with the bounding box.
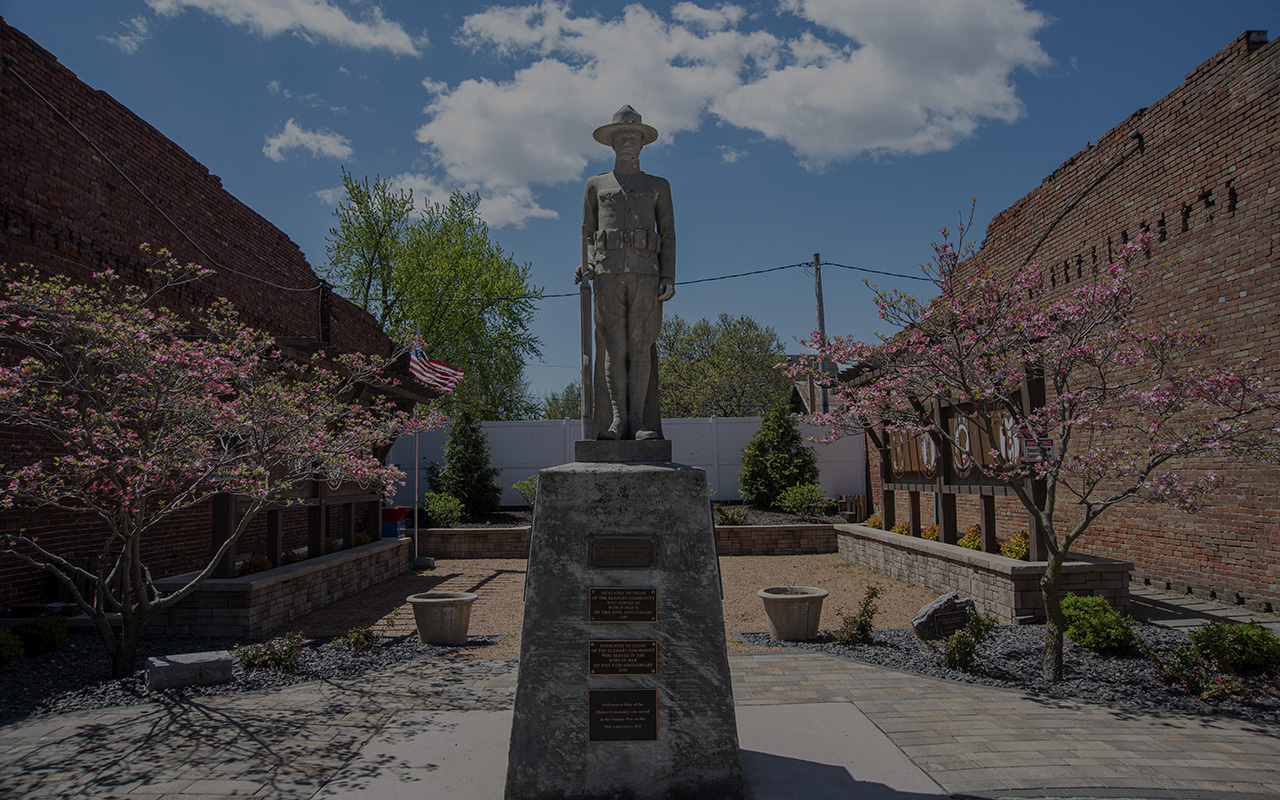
[588,688,658,742]
[590,535,656,569]
[588,586,657,622]
[588,640,658,676]
[575,439,672,463]
[506,460,743,799]
[912,592,976,641]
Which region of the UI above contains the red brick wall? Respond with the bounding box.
[0,19,399,614]
[868,31,1280,614]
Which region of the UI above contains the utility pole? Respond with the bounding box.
[813,252,828,414]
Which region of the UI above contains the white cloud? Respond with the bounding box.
[414,0,1049,226]
[263,119,353,162]
[314,172,556,229]
[100,16,151,54]
[266,79,291,97]
[145,0,424,56]
[718,145,745,163]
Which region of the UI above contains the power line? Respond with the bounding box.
[394,260,929,304]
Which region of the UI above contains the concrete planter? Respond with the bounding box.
[408,591,479,645]
[757,586,828,641]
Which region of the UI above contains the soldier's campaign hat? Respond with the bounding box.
[593,104,659,146]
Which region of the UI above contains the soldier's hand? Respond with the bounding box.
[657,277,675,302]
[574,264,595,284]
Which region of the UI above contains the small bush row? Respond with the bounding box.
[0,615,69,666]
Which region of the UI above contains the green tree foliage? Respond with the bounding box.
[658,313,792,419]
[438,406,502,515]
[324,169,541,420]
[542,379,582,420]
[738,405,819,508]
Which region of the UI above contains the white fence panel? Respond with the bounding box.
[387,417,864,508]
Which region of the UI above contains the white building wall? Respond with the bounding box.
[387,417,864,509]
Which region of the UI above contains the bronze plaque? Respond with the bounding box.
[588,688,657,742]
[589,640,658,676]
[934,610,970,638]
[588,587,657,622]
[590,536,656,569]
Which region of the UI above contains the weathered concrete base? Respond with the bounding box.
[505,460,744,800]
[574,438,672,463]
[144,650,234,691]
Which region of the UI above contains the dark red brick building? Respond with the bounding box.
[0,18,430,615]
[870,31,1280,614]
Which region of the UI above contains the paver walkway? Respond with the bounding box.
[2,586,1278,799]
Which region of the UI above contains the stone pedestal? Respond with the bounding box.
[505,455,744,800]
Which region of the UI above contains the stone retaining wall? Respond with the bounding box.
[149,538,410,638]
[837,524,1131,623]
[417,528,532,559]
[714,525,838,556]
[415,524,840,559]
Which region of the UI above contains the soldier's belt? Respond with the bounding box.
[593,228,662,253]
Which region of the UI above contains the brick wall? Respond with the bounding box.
[866,31,1280,614]
[0,19,405,615]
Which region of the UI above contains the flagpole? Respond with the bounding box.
[413,429,419,561]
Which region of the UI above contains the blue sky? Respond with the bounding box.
[3,1,1277,403]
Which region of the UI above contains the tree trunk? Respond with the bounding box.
[110,623,143,679]
[1040,555,1067,682]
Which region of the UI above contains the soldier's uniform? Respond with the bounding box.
[579,106,675,440]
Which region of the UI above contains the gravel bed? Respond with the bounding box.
[0,629,501,725]
[740,622,1280,724]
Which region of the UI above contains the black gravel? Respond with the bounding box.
[740,622,1280,724]
[0,628,501,725]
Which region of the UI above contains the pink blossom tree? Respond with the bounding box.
[800,215,1280,681]
[0,248,440,678]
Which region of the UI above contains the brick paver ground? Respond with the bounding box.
[2,587,1277,799]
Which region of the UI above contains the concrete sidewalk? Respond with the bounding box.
[2,649,1278,799]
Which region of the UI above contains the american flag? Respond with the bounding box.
[410,347,463,393]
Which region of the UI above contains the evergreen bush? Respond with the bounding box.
[12,615,67,656]
[424,492,464,528]
[739,405,819,509]
[0,629,25,665]
[834,585,882,645]
[1189,622,1280,674]
[958,524,983,550]
[1061,594,1140,652]
[776,482,832,520]
[438,407,502,515]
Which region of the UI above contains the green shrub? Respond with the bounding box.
[1061,594,1140,652]
[1158,643,1243,699]
[1000,532,1030,560]
[776,482,833,521]
[715,503,749,526]
[921,524,940,541]
[957,524,982,550]
[281,549,304,565]
[335,625,378,654]
[0,629,25,665]
[1189,622,1280,674]
[512,475,537,510]
[739,405,819,509]
[236,631,305,671]
[424,492,464,528]
[942,629,977,670]
[12,615,68,656]
[353,532,373,547]
[863,513,882,529]
[323,537,342,555]
[237,553,272,577]
[834,585,882,645]
[940,608,996,672]
[890,522,910,535]
[438,406,502,515]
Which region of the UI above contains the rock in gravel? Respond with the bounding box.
[912,592,975,640]
[145,651,234,691]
